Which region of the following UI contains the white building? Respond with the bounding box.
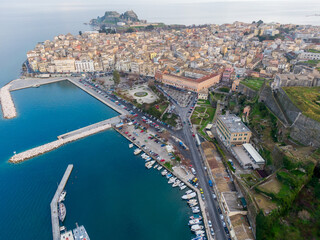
[299,51,320,60]
[75,60,95,72]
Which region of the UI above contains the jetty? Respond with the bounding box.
[50,164,73,240]
[0,84,17,119]
[9,117,120,163]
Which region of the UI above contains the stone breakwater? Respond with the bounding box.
[0,84,17,119]
[9,123,112,163]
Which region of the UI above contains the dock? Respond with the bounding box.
[9,118,117,163]
[50,164,73,240]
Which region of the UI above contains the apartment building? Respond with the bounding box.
[216,113,252,147]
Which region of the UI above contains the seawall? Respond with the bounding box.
[0,84,17,119]
[9,121,114,163]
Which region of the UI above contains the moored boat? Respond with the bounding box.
[188,219,202,225]
[180,185,186,190]
[182,192,196,200]
[129,143,134,148]
[157,166,163,170]
[58,190,66,202]
[172,180,181,187]
[134,148,142,155]
[190,224,204,231]
[161,170,168,176]
[168,177,176,184]
[58,202,66,222]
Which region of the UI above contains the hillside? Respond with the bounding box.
[90,10,140,26]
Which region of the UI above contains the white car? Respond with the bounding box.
[208,220,212,228]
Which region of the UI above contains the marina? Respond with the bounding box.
[115,122,212,239]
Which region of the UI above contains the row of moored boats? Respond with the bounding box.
[133,145,206,240]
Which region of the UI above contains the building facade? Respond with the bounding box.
[216,114,252,146]
[75,60,95,72]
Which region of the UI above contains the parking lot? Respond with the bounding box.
[160,85,193,107]
[118,122,174,163]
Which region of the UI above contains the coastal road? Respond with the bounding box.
[172,96,228,240]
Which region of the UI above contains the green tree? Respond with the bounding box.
[126,27,135,33]
[145,25,154,31]
[113,70,120,86]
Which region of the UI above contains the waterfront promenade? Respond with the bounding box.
[0,77,129,119]
[9,117,119,163]
[50,164,73,240]
[0,84,17,119]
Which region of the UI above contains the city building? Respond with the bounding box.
[216,113,252,147]
[75,60,95,72]
[156,72,221,92]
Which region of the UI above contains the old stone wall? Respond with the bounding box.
[291,114,320,147]
[238,83,258,99]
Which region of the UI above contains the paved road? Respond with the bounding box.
[170,94,228,240]
[83,78,228,239]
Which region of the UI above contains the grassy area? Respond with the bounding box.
[162,113,178,127]
[240,78,264,91]
[191,105,216,125]
[218,87,230,93]
[164,162,173,171]
[307,49,320,53]
[211,92,225,101]
[256,166,320,240]
[302,59,320,66]
[283,86,320,122]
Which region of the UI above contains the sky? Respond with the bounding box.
[1,0,318,8]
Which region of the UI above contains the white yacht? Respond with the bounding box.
[129,143,134,148]
[191,224,204,231]
[182,192,196,200]
[58,190,66,202]
[161,170,168,176]
[189,219,202,225]
[168,177,177,184]
[157,166,163,171]
[134,148,142,155]
[172,180,181,187]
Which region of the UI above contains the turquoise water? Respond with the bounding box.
[0,82,193,239]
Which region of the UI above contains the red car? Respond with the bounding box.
[160,159,165,162]
[140,130,144,133]
[125,132,129,134]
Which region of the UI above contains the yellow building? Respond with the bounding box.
[216,113,252,146]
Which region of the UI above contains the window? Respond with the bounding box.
[244,133,247,136]
[233,138,237,140]
[238,138,242,140]
[244,137,246,140]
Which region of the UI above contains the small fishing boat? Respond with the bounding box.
[129,143,134,148]
[157,166,163,170]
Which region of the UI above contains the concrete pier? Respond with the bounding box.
[50,164,73,240]
[0,84,17,119]
[9,119,116,163]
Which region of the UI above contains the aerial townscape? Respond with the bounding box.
[1,7,320,240]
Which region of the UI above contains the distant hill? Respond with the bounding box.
[90,10,140,26]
